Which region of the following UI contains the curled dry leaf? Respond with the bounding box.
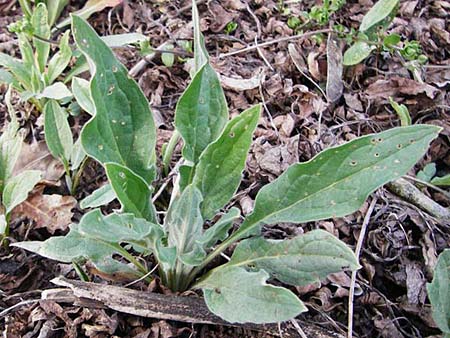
[365,76,439,100]
[11,187,76,234]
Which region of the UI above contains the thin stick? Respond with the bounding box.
[0,299,40,318]
[403,175,450,200]
[219,29,333,58]
[347,198,377,338]
[290,319,309,338]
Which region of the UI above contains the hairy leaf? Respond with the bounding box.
[72,77,94,115]
[105,162,157,223]
[224,230,359,286]
[47,31,72,83]
[0,119,22,194]
[193,105,260,219]
[79,184,115,209]
[427,249,450,334]
[2,170,41,214]
[165,185,203,258]
[343,41,375,66]
[32,3,51,73]
[46,0,69,26]
[233,125,440,240]
[13,209,163,276]
[198,207,240,249]
[175,63,228,163]
[44,100,73,164]
[197,266,306,324]
[360,0,399,32]
[0,53,32,91]
[38,82,72,100]
[192,0,208,73]
[72,16,156,184]
[70,138,86,171]
[101,33,148,47]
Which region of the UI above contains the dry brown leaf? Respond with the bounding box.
[326,34,344,103]
[207,2,236,33]
[365,76,439,100]
[13,141,65,183]
[11,187,76,233]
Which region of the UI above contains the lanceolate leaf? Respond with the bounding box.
[47,30,72,83]
[79,184,116,209]
[192,105,260,219]
[175,63,228,163]
[0,119,23,194]
[197,207,240,249]
[165,185,204,258]
[105,163,157,223]
[0,53,32,91]
[426,249,450,334]
[44,100,73,164]
[72,77,95,115]
[13,209,163,276]
[46,0,69,26]
[3,170,41,214]
[222,230,359,286]
[232,125,440,240]
[197,266,306,324]
[360,0,399,32]
[72,15,156,184]
[32,3,51,73]
[343,41,375,66]
[192,0,208,73]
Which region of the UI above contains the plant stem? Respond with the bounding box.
[70,157,89,195]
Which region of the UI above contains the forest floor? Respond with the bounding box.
[0,0,449,337]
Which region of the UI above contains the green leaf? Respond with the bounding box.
[105,163,157,223]
[192,0,208,73]
[38,82,72,100]
[46,0,69,26]
[71,77,94,115]
[197,207,240,249]
[223,230,359,286]
[0,53,32,91]
[165,185,204,258]
[427,249,450,334]
[192,105,260,219]
[417,163,436,182]
[197,266,306,324]
[389,97,411,126]
[79,184,116,209]
[175,63,228,163]
[13,209,163,276]
[0,69,16,86]
[47,30,72,83]
[72,15,157,184]
[360,0,399,32]
[70,138,86,171]
[32,3,51,73]
[44,100,73,164]
[161,44,175,68]
[343,41,375,66]
[2,170,41,214]
[17,33,34,68]
[383,33,401,49]
[431,174,450,187]
[0,118,23,194]
[233,125,440,240]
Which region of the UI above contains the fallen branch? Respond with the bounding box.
[387,178,450,222]
[49,277,343,338]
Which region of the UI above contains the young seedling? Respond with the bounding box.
[14,6,441,324]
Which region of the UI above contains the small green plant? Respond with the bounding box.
[427,250,450,337]
[224,21,238,35]
[13,4,441,324]
[343,0,427,67]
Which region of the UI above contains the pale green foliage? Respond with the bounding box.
[343,41,375,66]
[79,184,115,209]
[427,250,450,335]
[360,0,399,32]
[14,8,442,326]
[3,170,41,214]
[389,97,411,126]
[72,15,157,184]
[431,175,450,187]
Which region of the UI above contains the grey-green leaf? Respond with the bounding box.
[32,3,51,73]
[225,229,359,286]
[198,207,240,249]
[38,82,73,100]
[46,0,69,26]
[427,249,450,334]
[105,162,157,223]
[13,209,163,276]
[192,105,260,219]
[0,119,23,194]
[192,0,208,73]
[2,170,41,214]
[79,184,116,209]
[197,266,306,324]
[360,0,399,32]
[72,77,95,115]
[72,15,156,184]
[165,185,204,258]
[431,174,450,187]
[47,30,72,83]
[175,63,228,163]
[343,41,375,66]
[44,100,73,163]
[233,125,441,240]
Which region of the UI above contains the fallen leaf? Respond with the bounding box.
[366,76,439,100]
[326,34,344,102]
[11,187,76,233]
